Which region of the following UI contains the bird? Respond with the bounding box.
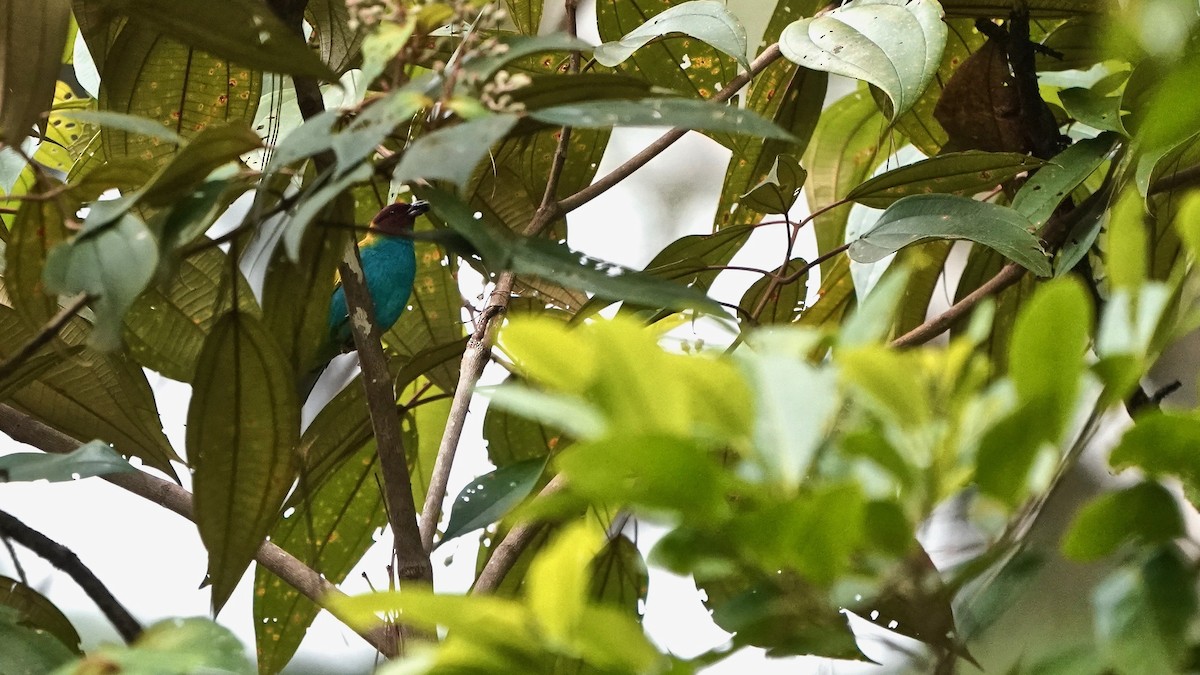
[300,199,428,401]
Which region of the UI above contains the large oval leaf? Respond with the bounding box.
[0,0,70,143]
[189,311,300,614]
[593,0,749,69]
[530,98,795,141]
[779,0,947,119]
[848,151,1044,208]
[849,194,1051,275]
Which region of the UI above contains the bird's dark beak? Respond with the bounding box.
[407,200,430,217]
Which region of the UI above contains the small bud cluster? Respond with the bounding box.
[345,0,399,31]
[480,69,532,112]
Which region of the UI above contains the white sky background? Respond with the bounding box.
[6,1,1200,673]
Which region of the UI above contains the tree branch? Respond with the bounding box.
[0,508,143,643]
[472,474,567,594]
[0,403,392,653]
[337,249,432,593]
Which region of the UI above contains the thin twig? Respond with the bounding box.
[1,531,27,584]
[472,474,568,594]
[557,43,784,215]
[890,261,1024,347]
[0,508,143,643]
[0,294,90,383]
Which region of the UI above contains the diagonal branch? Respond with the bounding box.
[0,508,143,643]
[0,403,392,654]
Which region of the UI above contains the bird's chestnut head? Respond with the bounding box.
[371,200,429,237]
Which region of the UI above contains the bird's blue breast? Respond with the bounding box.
[327,236,417,348]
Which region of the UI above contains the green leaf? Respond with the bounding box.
[1093,547,1196,674]
[1105,189,1148,291]
[530,98,795,140]
[282,162,372,262]
[779,0,947,119]
[1060,87,1127,135]
[99,0,337,81]
[464,34,592,81]
[1110,412,1200,489]
[441,458,547,545]
[0,576,81,654]
[59,110,185,145]
[43,211,159,350]
[139,121,261,207]
[1061,482,1184,561]
[393,114,520,189]
[847,152,1045,208]
[123,247,259,382]
[0,307,180,476]
[505,0,543,35]
[307,0,362,74]
[0,440,134,483]
[593,0,749,69]
[0,606,75,673]
[189,311,300,614]
[740,155,807,215]
[741,351,839,490]
[738,258,808,324]
[254,441,387,675]
[849,194,1051,276]
[6,193,71,330]
[527,522,604,646]
[65,617,254,674]
[0,0,71,143]
[485,385,607,441]
[803,88,889,275]
[1011,134,1118,229]
[422,188,723,315]
[556,436,729,521]
[736,484,866,585]
[1008,277,1091,427]
[97,25,262,170]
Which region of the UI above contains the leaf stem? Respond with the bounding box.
[0,293,90,384]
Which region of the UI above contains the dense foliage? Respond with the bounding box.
[1,0,1200,672]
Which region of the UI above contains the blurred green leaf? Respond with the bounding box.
[1110,411,1200,490]
[62,617,253,674]
[848,152,1044,208]
[736,485,867,585]
[1008,277,1091,425]
[1093,547,1196,673]
[1062,482,1184,561]
[139,121,260,207]
[557,436,729,520]
[189,311,300,614]
[1105,189,1148,291]
[939,0,1103,17]
[441,457,546,545]
[850,195,1051,275]
[0,440,133,483]
[593,0,748,69]
[527,522,604,646]
[780,0,947,119]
